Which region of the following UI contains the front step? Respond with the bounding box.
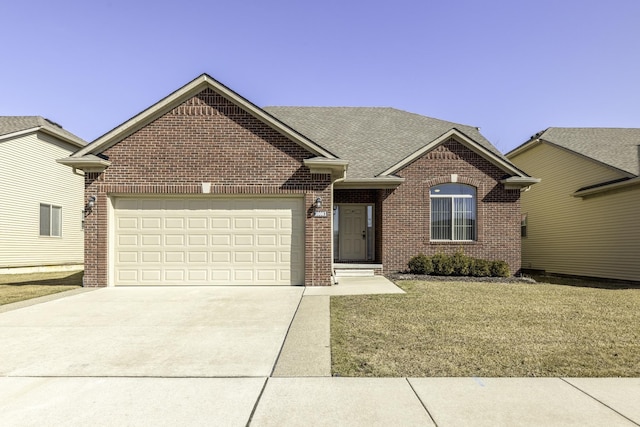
[333,263,382,278]
[334,269,375,277]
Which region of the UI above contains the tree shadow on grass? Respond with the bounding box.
[0,271,83,287]
[528,273,640,290]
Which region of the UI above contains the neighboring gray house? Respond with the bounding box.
[507,128,640,283]
[0,117,87,273]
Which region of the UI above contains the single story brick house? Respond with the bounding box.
[59,74,538,287]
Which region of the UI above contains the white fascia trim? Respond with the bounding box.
[334,177,405,189]
[573,176,640,198]
[0,127,38,142]
[74,74,336,159]
[505,138,540,158]
[39,127,87,148]
[57,155,112,172]
[380,129,526,177]
[1,127,85,149]
[304,157,348,181]
[500,176,541,189]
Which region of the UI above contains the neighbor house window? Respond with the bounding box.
[430,184,476,241]
[521,213,528,237]
[40,204,62,237]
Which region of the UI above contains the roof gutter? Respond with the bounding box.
[303,157,349,181]
[500,176,541,191]
[334,177,405,189]
[57,154,111,173]
[573,176,640,198]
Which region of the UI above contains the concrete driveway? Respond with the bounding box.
[0,286,303,377]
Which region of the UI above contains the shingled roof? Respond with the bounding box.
[524,128,640,176]
[0,116,86,147]
[264,107,506,179]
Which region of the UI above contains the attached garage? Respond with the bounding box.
[112,197,304,286]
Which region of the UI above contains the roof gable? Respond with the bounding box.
[509,127,640,176]
[0,116,86,148]
[72,74,336,159]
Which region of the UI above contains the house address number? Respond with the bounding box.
[314,211,328,217]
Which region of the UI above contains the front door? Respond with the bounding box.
[339,205,367,260]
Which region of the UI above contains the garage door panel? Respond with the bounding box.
[141,235,161,246]
[141,270,161,281]
[257,252,277,263]
[211,234,231,246]
[234,252,254,263]
[211,270,231,281]
[164,270,184,281]
[188,217,207,229]
[188,234,207,246]
[142,217,161,229]
[165,217,185,229]
[118,217,138,230]
[234,235,254,246]
[211,218,231,229]
[257,235,277,246]
[188,252,208,263]
[211,251,230,263]
[118,270,138,282]
[114,197,304,286]
[142,252,161,263]
[188,270,208,281]
[165,252,185,263]
[234,218,253,229]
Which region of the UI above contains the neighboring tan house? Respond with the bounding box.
[507,128,640,283]
[59,74,538,287]
[0,117,87,273]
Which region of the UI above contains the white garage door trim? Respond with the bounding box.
[110,196,305,286]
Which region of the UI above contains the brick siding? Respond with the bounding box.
[380,139,522,275]
[82,88,332,286]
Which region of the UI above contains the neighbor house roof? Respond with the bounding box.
[0,116,87,147]
[509,127,640,177]
[264,107,513,179]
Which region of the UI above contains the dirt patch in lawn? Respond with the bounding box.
[331,280,640,377]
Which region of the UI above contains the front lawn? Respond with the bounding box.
[331,280,640,377]
[0,271,82,306]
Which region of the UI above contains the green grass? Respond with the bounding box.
[331,280,640,377]
[0,271,82,305]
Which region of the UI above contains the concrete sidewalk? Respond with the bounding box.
[1,376,638,426]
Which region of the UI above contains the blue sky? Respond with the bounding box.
[1,0,639,153]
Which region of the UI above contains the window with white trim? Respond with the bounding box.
[40,204,62,237]
[430,184,476,241]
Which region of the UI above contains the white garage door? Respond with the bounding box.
[113,197,304,286]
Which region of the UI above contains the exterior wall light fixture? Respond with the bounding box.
[84,195,96,217]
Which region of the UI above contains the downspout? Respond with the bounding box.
[330,175,345,285]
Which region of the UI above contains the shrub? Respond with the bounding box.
[407,252,511,278]
[431,253,454,276]
[407,253,433,275]
[451,249,472,276]
[470,258,491,277]
[490,260,510,277]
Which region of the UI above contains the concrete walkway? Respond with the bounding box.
[1,278,639,426]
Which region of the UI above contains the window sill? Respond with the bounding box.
[430,240,477,245]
